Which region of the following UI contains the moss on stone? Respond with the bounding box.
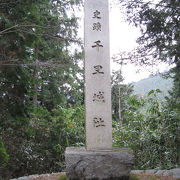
[58,174,67,180]
[130,174,140,180]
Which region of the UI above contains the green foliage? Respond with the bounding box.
[166,67,180,111]
[1,0,179,178]
[0,0,84,179]
[0,0,84,120]
[118,0,180,117]
[115,0,180,168]
[111,70,135,123]
[113,90,180,170]
[59,174,67,180]
[130,174,140,180]
[119,0,180,65]
[0,105,85,179]
[0,139,9,167]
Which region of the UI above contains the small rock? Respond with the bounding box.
[163,170,173,177]
[145,169,157,174]
[131,170,144,174]
[155,170,166,175]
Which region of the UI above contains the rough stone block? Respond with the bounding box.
[65,147,134,180]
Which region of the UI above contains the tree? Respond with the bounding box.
[0,0,83,178]
[113,89,180,169]
[117,0,180,106]
[113,1,180,168]
[0,0,83,120]
[111,70,134,124]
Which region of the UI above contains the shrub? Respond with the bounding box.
[113,90,180,169]
[0,105,85,179]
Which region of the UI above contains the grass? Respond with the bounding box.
[58,174,67,180]
[130,174,140,180]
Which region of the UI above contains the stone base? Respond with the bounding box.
[65,147,134,180]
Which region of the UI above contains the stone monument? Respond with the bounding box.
[85,0,112,151]
[65,0,134,179]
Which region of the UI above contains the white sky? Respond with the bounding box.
[109,5,143,83]
[76,1,170,84]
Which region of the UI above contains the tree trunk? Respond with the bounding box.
[33,46,39,106]
[118,64,123,127]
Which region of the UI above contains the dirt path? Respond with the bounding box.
[130,172,178,180]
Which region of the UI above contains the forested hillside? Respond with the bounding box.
[132,73,173,99]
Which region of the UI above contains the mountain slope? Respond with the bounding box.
[132,74,173,99]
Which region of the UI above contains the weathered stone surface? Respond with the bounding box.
[155,170,166,175]
[65,147,134,180]
[10,173,65,180]
[130,170,144,174]
[144,169,156,174]
[84,0,112,150]
[163,168,180,178]
[171,168,180,178]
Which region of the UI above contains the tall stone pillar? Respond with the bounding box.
[84,0,112,150]
[65,0,134,179]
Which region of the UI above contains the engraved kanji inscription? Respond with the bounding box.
[93,22,101,31]
[93,10,101,19]
[92,65,104,75]
[92,40,103,51]
[93,117,105,127]
[93,91,105,102]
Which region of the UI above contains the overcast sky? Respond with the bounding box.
[77,1,170,83]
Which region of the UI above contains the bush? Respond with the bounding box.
[0,105,85,179]
[113,90,180,169]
